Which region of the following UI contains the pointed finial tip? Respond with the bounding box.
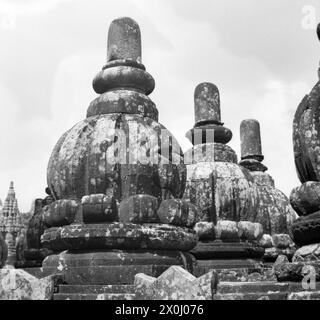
[195,82,219,96]
[107,16,142,63]
[194,82,221,125]
[111,17,139,28]
[241,119,260,127]
[240,119,263,161]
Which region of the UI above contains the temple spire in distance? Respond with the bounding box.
[0,182,22,234]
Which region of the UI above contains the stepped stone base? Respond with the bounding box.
[191,241,264,260]
[54,293,135,300]
[214,281,319,300]
[54,285,135,300]
[42,250,196,285]
[42,223,197,252]
[194,264,276,282]
[214,292,287,300]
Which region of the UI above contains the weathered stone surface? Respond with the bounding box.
[274,254,290,266]
[186,125,232,145]
[42,223,197,252]
[239,118,297,236]
[290,182,320,216]
[196,267,276,282]
[272,234,294,249]
[240,159,268,173]
[191,241,265,260]
[237,222,264,241]
[93,66,155,96]
[259,234,273,248]
[290,211,320,246]
[54,292,135,300]
[55,288,136,300]
[293,243,320,262]
[263,248,295,263]
[240,119,263,162]
[184,143,237,165]
[185,162,258,223]
[214,221,238,240]
[44,250,196,269]
[43,199,79,227]
[47,114,184,203]
[15,229,28,267]
[194,83,221,126]
[134,266,218,300]
[251,184,296,235]
[42,250,196,285]
[184,83,261,227]
[118,195,159,224]
[58,284,135,294]
[82,194,118,223]
[87,90,158,120]
[0,233,7,268]
[23,197,54,267]
[214,292,287,300]
[158,156,186,200]
[0,269,62,300]
[213,221,263,241]
[293,80,320,183]
[26,199,47,250]
[183,163,215,222]
[217,281,290,295]
[211,163,258,222]
[216,281,313,300]
[250,171,274,187]
[288,292,320,300]
[157,199,198,228]
[274,261,320,282]
[107,17,142,65]
[194,222,215,241]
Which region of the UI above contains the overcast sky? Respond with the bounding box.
[0,0,319,212]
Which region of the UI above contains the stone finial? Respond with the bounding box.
[107,17,142,64]
[194,83,221,126]
[240,119,263,162]
[7,182,15,198]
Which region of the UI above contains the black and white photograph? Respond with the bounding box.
[0,0,319,307]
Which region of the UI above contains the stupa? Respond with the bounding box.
[289,24,320,255]
[184,83,265,276]
[40,17,198,297]
[239,119,297,262]
[274,24,320,287]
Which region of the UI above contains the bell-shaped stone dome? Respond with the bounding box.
[240,119,297,235]
[184,83,259,223]
[47,17,186,204]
